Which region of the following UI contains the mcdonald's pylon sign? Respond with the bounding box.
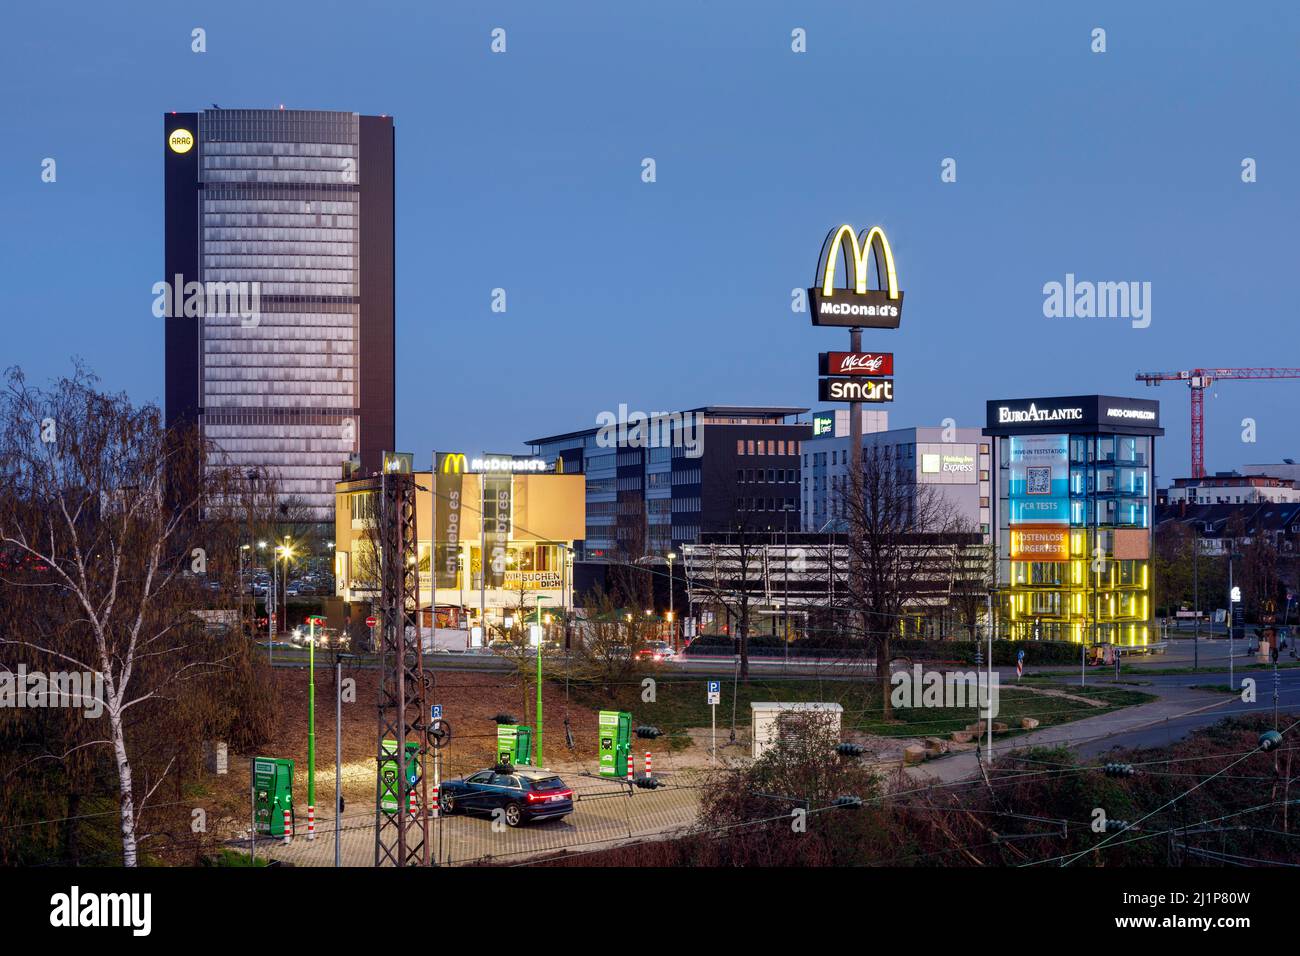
[808,224,904,328]
[440,452,468,474]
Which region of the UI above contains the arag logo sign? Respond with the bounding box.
[808,224,903,329]
[168,128,195,154]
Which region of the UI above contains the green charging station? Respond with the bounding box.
[496,725,533,766]
[598,710,632,777]
[253,757,294,837]
[378,739,420,814]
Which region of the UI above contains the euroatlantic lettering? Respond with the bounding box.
[997,403,1083,424]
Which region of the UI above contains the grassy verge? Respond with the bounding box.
[565,673,1153,743]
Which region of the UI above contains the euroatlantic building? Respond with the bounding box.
[984,396,1163,647]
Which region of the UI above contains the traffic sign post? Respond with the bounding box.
[306,615,326,840]
[707,681,721,764]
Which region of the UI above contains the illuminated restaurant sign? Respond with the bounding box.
[808,225,904,329]
[819,352,894,376]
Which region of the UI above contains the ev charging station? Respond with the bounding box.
[496,725,534,766]
[253,757,294,837]
[597,710,632,777]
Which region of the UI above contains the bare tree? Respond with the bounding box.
[947,517,994,641]
[0,366,257,865]
[834,443,961,718]
[570,586,660,691]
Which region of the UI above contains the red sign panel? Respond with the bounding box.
[365,616,378,627]
[820,352,894,376]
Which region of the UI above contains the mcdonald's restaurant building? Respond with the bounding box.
[333,452,585,629]
[984,396,1163,647]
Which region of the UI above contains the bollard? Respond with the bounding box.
[645,751,652,777]
[307,804,315,841]
[431,786,440,818]
[408,789,418,816]
[282,808,292,845]
[626,751,634,781]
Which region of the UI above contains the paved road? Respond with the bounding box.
[903,661,1300,787]
[244,768,706,867]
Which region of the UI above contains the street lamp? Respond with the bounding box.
[1229,551,1242,690]
[305,614,326,840]
[667,551,677,647]
[533,595,555,767]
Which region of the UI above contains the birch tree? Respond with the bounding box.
[0,366,253,865]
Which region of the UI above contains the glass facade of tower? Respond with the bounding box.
[986,396,1163,647]
[164,109,394,522]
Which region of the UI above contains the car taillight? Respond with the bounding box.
[526,789,572,802]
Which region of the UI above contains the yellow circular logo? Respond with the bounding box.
[168,129,194,154]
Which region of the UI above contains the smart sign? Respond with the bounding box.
[819,378,894,403]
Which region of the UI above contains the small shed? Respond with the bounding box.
[750,702,844,759]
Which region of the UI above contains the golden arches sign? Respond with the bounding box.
[808,223,903,329]
[440,452,468,474]
[819,224,899,298]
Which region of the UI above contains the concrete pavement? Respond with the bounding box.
[239,767,706,867]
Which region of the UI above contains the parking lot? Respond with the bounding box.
[248,768,706,867]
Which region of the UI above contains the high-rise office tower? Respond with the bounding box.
[163,108,394,520]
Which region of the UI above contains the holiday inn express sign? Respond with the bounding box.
[808,224,904,329]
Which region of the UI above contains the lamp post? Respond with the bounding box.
[259,540,272,663]
[1192,533,1200,671]
[239,544,250,633]
[667,551,677,648]
[533,595,554,766]
[1229,550,1242,691]
[306,614,325,840]
[334,652,350,866]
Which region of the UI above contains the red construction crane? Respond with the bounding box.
[1135,368,1300,479]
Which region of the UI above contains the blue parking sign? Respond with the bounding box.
[431,704,442,720]
[708,681,720,694]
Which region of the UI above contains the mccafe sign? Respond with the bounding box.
[819,352,894,376]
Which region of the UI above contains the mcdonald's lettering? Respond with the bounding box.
[808,224,904,328]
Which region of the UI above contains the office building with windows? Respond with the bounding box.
[984,395,1163,646]
[801,411,992,541]
[163,108,395,521]
[528,406,811,561]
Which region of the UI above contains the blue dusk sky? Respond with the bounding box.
[2,1,1297,483]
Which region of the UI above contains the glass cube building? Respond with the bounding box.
[984,396,1163,647]
[164,108,395,520]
